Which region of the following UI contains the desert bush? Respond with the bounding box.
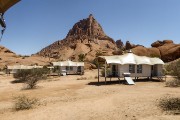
[14,68,49,89]
[78,53,86,62]
[101,68,111,77]
[158,96,180,114]
[13,95,38,111]
[164,59,180,87]
[165,79,180,87]
[165,59,180,79]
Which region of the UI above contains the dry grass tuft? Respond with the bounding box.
[13,95,39,111]
[158,96,180,114]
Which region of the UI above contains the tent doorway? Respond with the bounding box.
[112,65,118,77]
[151,65,158,77]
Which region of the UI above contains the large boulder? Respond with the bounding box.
[132,46,161,57]
[151,40,173,47]
[158,44,180,62]
[116,39,124,49]
[125,41,136,50]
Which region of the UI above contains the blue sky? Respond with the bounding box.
[1,0,180,55]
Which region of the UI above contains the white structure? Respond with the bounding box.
[52,60,84,75]
[98,51,164,83]
[7,65,43,74]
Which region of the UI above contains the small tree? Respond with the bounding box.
[78,53,86,62]
[14,68,49,89]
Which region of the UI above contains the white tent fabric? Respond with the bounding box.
[7,65,43,70]
[52,60,84,66]
[99,53,164,65]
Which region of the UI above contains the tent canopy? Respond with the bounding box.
[7,65,43,70]
[52,60,84,67]
[0,0,20,14]
[99,53,164,65]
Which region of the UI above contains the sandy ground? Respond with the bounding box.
[0,69,179,120]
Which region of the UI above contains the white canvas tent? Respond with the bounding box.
[98,51,164,84]
[52,60,84,75]
[7,65,43,74]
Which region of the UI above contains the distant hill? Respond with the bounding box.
[0,46,51,69]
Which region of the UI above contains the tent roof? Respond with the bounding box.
[52,60,84,66]
[0,0,20,14]
[7,65,43,69]
[99,53,164,65]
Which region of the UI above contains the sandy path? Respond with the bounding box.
[0,70,180,120]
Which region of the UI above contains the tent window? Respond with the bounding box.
[137,65,142,73]
[70,66,73,71]
[66,66,69,71]
[66,66,73,71]
[129,64,135,73]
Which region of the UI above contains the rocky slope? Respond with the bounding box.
[37,14,117,62]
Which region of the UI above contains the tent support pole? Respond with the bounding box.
[105,61,107,85]
[98,59,99,84]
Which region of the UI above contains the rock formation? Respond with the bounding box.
[66,14,114,43]
[125,41,136,50]
[116,39,124,49]
[37,14,117,63]
[132,40,180,62]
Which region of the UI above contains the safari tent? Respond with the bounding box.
[52,60,84,75]
[98,51,164,84]
[7,65,43,74]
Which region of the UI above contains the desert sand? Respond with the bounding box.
[0,69,179,120]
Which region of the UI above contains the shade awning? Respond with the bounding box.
[0,0,20,14]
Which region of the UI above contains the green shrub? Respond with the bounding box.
[13,68,49,89]
[101,68,111,77]
[13,95,38,111]
[78,53,86,62]
[164,59,180,87]
[165,59,180,80]
[158,96,180,114]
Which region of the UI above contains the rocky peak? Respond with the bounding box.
[66,14,114,43]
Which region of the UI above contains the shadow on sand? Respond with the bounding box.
[87,78,162,86]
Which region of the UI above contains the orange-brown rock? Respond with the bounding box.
[132,46,161,57]
[116,39,124,49]
[37,14,117,62]
[0,46,51,68]
[125,41,136,50]
[157,43,180,62]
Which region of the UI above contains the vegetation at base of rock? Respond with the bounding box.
[101,68,111,77]
[78,53,86,62]
[164,59,180,87]
[13,95,39,111]
[158,96,180,114]
[13,68,49,89]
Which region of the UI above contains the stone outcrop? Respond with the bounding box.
[116,39,124,49]
[37,14,117,65]
[125,41,136,50]
[132,40,180,62]
[66,14,114,44]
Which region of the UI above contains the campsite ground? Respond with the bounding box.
[0,69,179,120]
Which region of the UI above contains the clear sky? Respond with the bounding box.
[1,0,180,55]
